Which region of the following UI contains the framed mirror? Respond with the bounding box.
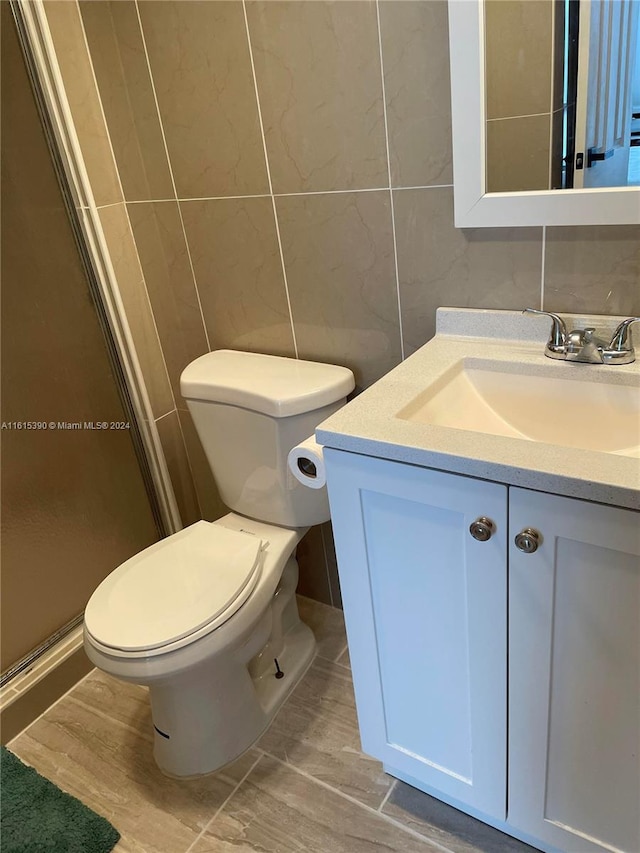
[448,0,640,226]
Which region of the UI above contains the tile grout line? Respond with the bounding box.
[486,111,553,123]
[377,777,397,812]
[260,748,458,853]
[130,263,177,413]
[380,183,454,193]
[100,185,455,206]
[132,0,212,354]
[172,199,212,352]
[75,4,126,209]
[540,225,547,310]
[76,4,176,413]
[94,201,125,211]
[154,405,204,521]
[130,2,212,516]
[375,0,405,361]
[179,193,271,203]
[273,186,396,197]
[241,0,299,359]
[174,409,205,520]
[333,642,349,664]
[184,751,264,853]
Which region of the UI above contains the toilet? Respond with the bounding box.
[84,350,354,778]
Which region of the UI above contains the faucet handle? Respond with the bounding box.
[607,318,640,352]
[602,317,640,364]
[522,308,567,356]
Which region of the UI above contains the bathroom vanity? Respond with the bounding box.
[317,309,640,853]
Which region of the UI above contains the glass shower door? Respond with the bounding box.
[1,3,162,681]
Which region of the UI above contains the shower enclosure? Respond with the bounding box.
[1,2,176,719]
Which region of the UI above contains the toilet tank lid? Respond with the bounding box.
[180,350,355,417]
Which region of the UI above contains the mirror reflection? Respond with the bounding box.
[484,0,639,192]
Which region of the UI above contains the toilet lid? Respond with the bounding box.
[85,522,265,652]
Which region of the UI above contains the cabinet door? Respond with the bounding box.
[325,449,508,819]
[509,488,640,853]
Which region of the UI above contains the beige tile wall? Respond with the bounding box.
[51,0,639,607]
[43,5,179,422]
[247,1,388,194]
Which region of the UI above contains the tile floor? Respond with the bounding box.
[8,596,537,853]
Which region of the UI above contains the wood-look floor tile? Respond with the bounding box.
[70,670,150,733]
[7,609,539,853]
[382,781,538,853]
[192,754,440,852]
[9,682,259,853]
[296,595,348,662]
[259,656,391,809]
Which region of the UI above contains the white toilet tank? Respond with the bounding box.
[180,350,355,528]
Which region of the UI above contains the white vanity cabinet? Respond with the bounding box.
[324,448,640,853]
[324,449,509,819]
[508,488,640,853]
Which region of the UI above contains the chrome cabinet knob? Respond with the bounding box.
[514,528,541,554]
[469,517,495,542]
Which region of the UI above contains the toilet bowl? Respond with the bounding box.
[84,350,355,777]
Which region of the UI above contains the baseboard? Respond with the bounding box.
[1,626,93,744]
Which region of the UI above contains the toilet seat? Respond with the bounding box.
[84,521,266,654]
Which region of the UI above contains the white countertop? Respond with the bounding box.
[316,308,640,511]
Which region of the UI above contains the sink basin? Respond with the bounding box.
[397,358,640,457]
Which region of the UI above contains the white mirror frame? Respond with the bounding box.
[448,0,640,227]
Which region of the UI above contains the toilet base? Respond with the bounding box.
[156,619,316,780]
[148,562,316,778]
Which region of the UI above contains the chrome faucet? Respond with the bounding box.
[523,309,640,365]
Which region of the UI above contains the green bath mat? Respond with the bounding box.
[1,746,120,853]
